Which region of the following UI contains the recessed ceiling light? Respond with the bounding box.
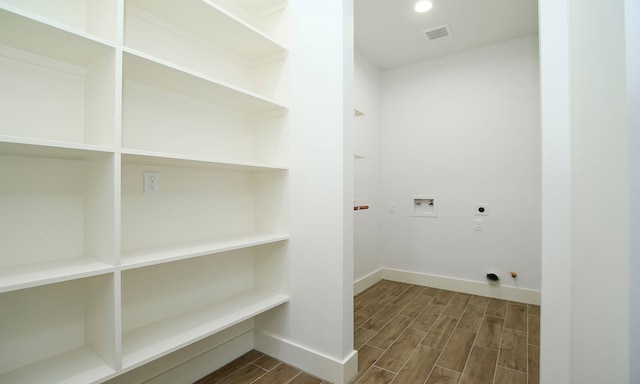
[414,0,433,13]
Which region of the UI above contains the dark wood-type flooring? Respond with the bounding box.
[195,280,540,384]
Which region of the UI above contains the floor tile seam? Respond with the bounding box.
[354,287,422,337]
[354,283,397,311]
[352,354,385,384]
[495,365,528,375]
[255,360,281,372]
[356,306,392,330]
[495,325,528,374]
[365,314,415,349]
[393,294,428,313]
[358,336,400,382]
[505,301,528,332]
[454,301,479,332]
[473,342,500,352]
[429,365,461,383]
[383,327,437,380]
[204,353,264,384]
[457,317,487,382]
[361,343,388,376]
[492,310,510,384]
[362,307,410,335]
[354,326,377,348]
[495,361,528,374]
[354,299,392,320]
[391,287,434,317]
[355,292,389,312]
[372,363,402,376]
[431,314,473,373]
[244,364,270,384]
[408,301,435,323]
[414,311,450,345]
[364,315,417,353]
[282,371,303,384]
[504,327,528,335]
[419,363,437,384]
[527,314,540,348]
[427,312,461,358]
[525,312,530,378]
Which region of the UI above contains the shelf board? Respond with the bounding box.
[217,0,286,17]
[121,233,289,269]
[0,346,114,384]
[122,289,289,369]
[127,0,286,62]
[0,257,115,294]
[0,136,114,160]
[0,6,114,68]
[121,149,287,173]
[123,49,287,115]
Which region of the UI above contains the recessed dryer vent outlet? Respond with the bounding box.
[486,273,500,284]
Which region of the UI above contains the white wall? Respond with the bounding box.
[540,0,631,382]
[379,36,541,292]
[353,51,383,283]
[627,0,640,382]
[254,1,357,383]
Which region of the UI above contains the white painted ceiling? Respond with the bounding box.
[354,0,539,70]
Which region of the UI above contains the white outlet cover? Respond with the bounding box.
[144,171,160,194]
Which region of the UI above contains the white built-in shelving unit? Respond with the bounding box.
[0,0,289,382]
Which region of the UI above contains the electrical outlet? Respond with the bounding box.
[144,171,160,194]
[475,203,489,216]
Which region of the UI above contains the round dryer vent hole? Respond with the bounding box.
[486,273,500,284]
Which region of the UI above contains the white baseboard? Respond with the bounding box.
[254,330,358,384]
[381,268,541,305]
[354,268,384,295]
[105,321,254,384]
[146,331,254,384]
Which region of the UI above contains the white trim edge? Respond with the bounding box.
[354,268,384,295]
[354,268,540,304]
[381,268,541,305]
[254,331,358,384]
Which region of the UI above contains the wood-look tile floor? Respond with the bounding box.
[195,280,540,384]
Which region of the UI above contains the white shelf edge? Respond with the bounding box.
[121,148,288,172]
[0,346,115,384]
[120,233,290,270]
[0,136,115,159]
[215,0,287,22]
[126,0,287,63]
[201,0,288,53]
[0,3,117,48]
[0,5,116,71]
[121,289,289,370]
[123,48,288,114]
[0,258,115,294]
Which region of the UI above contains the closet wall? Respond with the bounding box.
[352,35,541,299]
[353,51,382,285]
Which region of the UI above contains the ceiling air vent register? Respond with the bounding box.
[423,24,452,40]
